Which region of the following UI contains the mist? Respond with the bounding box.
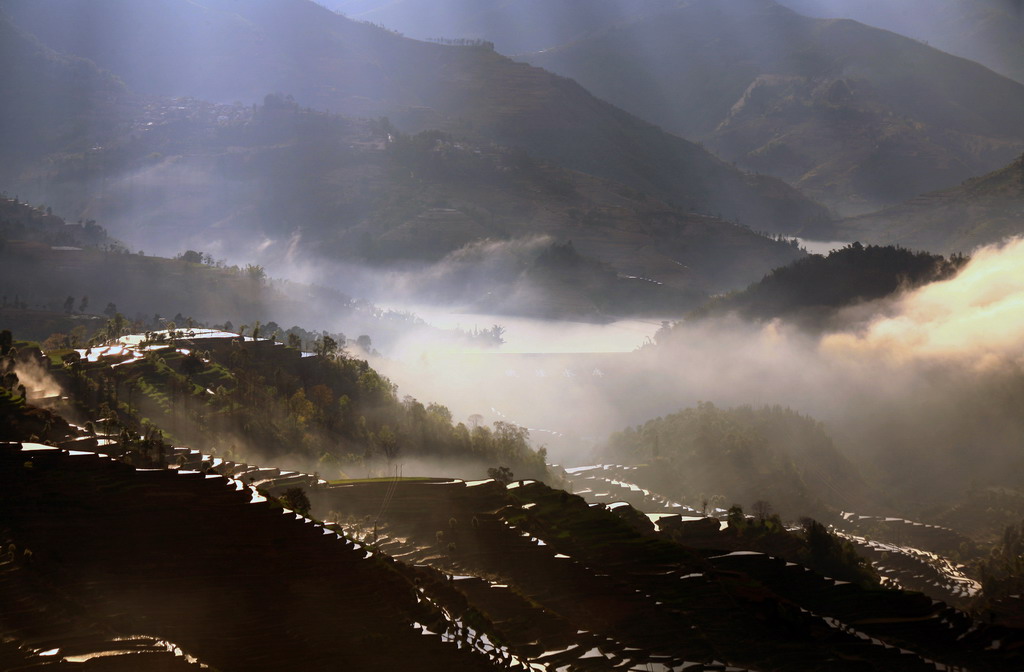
[369,237,1024,510]
[11,355,63,401]
[5,0,1024,509]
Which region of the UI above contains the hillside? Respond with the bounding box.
[6,0,1024,665]
[9,97,805,314]
[0,11,124,185]
[600,402,866,519]
[4,438,1023,670]
[687,243,967,328]
[836,153,1024,254]
[5,309,1024,667]
[0,328,547,478]
[527,0,1024,215]
[0,0,829,236]
[0,196,514,353]
[776,0,1024,85]
[327,0,675,53]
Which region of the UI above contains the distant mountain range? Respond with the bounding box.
[0,0,828,237]
[314,0,1024,217]
[527,0,1024,215]
[328,0,677,53]
[328,0,1024,89]
[5,0,1022,295]
[317,0,1024,249]
[3,91,804,316]
[776,0,1024,85]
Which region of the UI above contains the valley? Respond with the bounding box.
[4,0,1024,669]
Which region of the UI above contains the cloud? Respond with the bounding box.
[822,237,1024,370]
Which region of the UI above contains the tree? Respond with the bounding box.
[280,487,311,517]
[181,352,204,378]
[42,333,68,351]
[727,505,747,531]
[309,384,335,420]
[180,250,203,264]
[377,424,399,462]
[69,325,87,348]
[798,517,877,586]
[63,296,74,313]
[245,264,266,284]
[487,466,514,485]
[752,500,773,523]
[314,334,339,359]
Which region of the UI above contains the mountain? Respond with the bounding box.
[326,0,674,53]
[526,0,1024,215]
[836,153,1024,254]
[0,0,829,236]
[7,97,804,316]
[776,0,1024,85]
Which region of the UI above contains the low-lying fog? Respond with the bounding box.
[366,237,1024,504]
[365,309,663,450]
[377,305,664,355]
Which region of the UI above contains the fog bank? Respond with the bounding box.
[372,238,1024,507]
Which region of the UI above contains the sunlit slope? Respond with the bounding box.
[837,154,1024,254]
[528,0,1024,215]
[0,0,829,235]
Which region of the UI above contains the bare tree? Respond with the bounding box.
[752,500,773,523]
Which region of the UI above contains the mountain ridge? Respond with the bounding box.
[522,0,1024,214]
[0,0,830,235]
[836,153,1024,253]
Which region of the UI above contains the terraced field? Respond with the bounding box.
[0,443,498,672]
[4,442,1024,670]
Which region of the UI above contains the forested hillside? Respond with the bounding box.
[688,243,966,328]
